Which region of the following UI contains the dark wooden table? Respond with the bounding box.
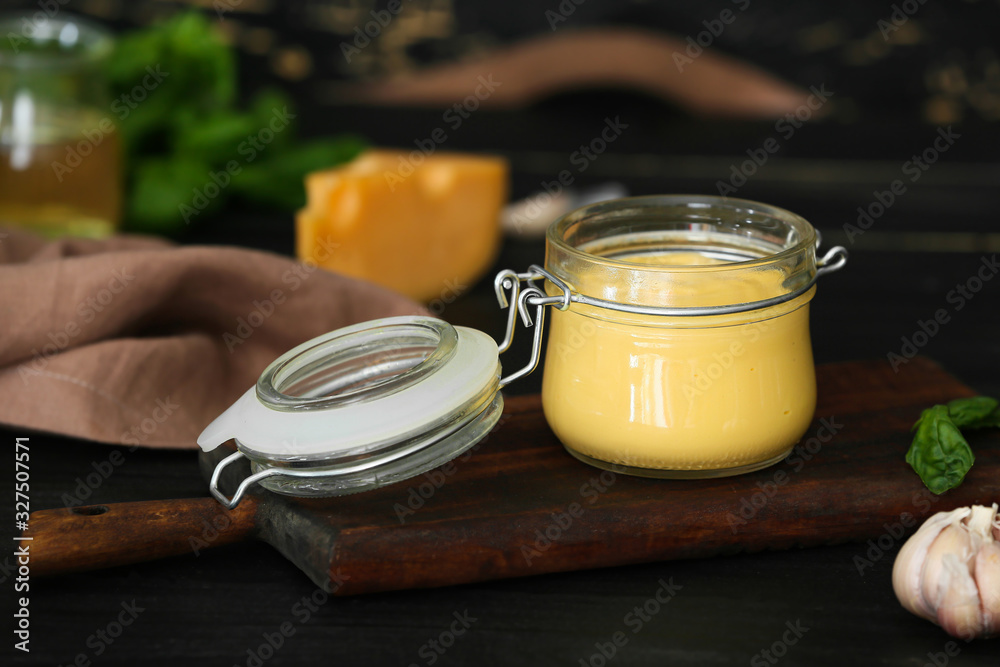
[4,104,1000,665]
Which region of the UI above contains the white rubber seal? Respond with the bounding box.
[197,318,500,458]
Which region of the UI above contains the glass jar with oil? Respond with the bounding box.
[0,15,121,237]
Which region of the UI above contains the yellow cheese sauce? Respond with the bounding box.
[541,251,816,474]
[620,251,729,266]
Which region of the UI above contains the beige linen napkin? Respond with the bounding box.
[0,228,425,448]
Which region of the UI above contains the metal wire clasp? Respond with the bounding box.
[495,265,569,388]
[492,243,849,389]
[816,245,849,277]
[209,450,280,509]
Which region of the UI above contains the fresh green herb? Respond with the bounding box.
[230,136,368,210]
[906,396,1000,494]
[106,11,235,154]
[106,11,365,233]
[946,396,1000,429]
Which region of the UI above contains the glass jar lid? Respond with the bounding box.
[198,316,502,506]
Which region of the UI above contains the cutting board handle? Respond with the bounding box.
[22,497,257,577]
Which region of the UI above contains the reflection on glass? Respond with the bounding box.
[0,15,121,238]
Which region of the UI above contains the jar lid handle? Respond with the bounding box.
[817,246,849,277]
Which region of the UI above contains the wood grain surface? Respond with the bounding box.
[24,357,998,594]
[23,497,257,576]
[199,356,1000,595]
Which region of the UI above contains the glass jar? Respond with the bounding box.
[0,14,121,237]
[538,195,842,478]
[199,195,846,506]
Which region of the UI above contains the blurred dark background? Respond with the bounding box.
[2,2,997,496]
[4,4,1000,666]
[5,0,994,390]
[31,0,992,228]
[38,0,1000,124]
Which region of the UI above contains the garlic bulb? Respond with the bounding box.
[892,503,1000,639]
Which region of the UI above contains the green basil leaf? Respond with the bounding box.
[969,409,1000,429]
[906,405,975,495]
[173,110,260,164]
[230,137,367,210]
[947,396,999,428]
[111,10,367,231]
[127,156,220,232]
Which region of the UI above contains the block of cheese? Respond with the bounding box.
[296,149,508,303]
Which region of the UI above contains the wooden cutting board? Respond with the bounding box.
[25,357,1000,595]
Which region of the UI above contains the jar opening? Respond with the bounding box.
[257,319,457,411]
[550,195,815,271]
[543,195,820,313]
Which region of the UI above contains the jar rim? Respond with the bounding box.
[546,194,817,273]
[199,317,502,458]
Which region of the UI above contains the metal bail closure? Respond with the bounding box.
[495,238,849,324]
[816,245,849,277]
[490,239,850,396]
[197,316,503,508]
[494,265,567,389]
